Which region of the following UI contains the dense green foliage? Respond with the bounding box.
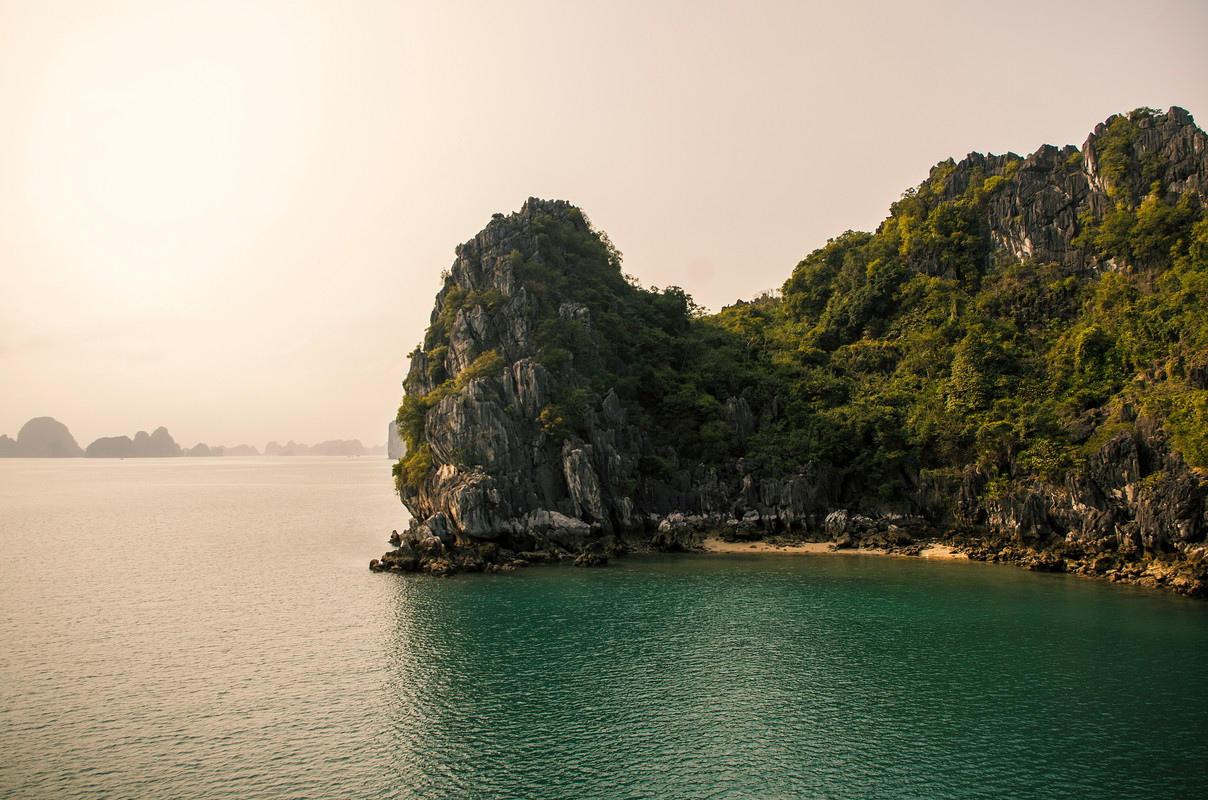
[680,116,1208,503]
[515,210,740,462]
[399,112,1208,503]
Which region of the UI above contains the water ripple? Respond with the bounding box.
[3,461,1208,798]
[377,556,1208,799]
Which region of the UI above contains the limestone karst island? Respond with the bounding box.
[0,417,382,458]
[374,107,1208,597]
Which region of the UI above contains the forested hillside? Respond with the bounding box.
[703,106,1207,499]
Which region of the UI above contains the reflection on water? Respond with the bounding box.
[381,576,455,795]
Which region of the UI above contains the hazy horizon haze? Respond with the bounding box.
[2,0,1206,448]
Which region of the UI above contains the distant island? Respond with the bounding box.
[86,426,183,458]
[263,439,387,457]
[0,417,84,457]
[0,417,386,458]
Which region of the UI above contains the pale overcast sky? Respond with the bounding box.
[1,0,1206,449]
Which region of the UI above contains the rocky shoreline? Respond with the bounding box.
[375,384,1208,597]
[370,508,1208,597]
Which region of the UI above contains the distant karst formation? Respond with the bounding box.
[264,439,384,456]
[0,418,386,458]
[85,427,183,458]
[0,417,84,457]
[378,106,1208,596]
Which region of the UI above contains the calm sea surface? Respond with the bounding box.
[1,458,1206,799]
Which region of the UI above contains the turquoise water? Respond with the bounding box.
[2,460,1206,798]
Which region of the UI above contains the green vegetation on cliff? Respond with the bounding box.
[399,108,1208,509]
[691,111,1208,501]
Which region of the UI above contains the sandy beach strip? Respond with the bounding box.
[916,544,966,559]
[700,537,967,560]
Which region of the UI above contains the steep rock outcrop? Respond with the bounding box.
[929,106,1208,275]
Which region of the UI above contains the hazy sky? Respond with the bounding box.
[2,0,1206,449]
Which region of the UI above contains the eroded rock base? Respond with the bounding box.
[370,515,1208,597]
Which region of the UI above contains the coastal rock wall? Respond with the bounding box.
[950,419,1208,593]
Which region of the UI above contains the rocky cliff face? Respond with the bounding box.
[950,416,1208,594]
[389,200,656,559]
[931,106,1208,275]
[377,110,1208,596]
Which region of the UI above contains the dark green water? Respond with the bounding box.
[387,554,1208,799]
[2,460,1206,798]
